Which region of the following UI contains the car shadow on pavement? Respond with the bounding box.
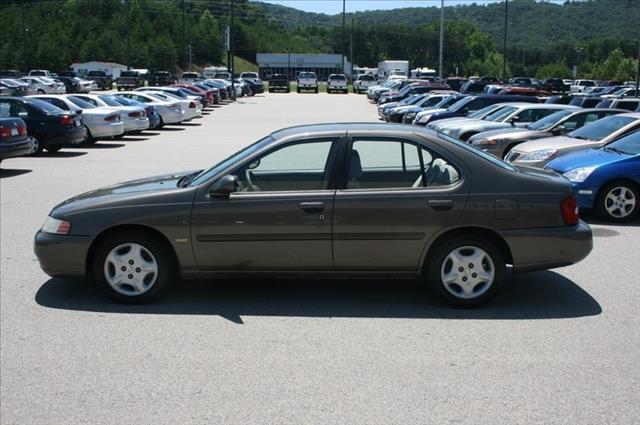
[174,122,202,127]
[120,137,150,142]
[582,213,639,228]
[156,126,186,131]
[36,151,87,158]
[0,168,32,178]
[35,271,601,324]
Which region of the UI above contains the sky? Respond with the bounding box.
[259,0,505,15]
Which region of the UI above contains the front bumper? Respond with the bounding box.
[502,221,593,273]
[34,230,92,278]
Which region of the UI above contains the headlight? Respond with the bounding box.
[518,149,558,161]
[472,139,497,146]
[42,216,71,235]
[405,112,417,120]
[417,114,432,124]
[563,166,597,183]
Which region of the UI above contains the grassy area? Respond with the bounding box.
[222,56,259,74]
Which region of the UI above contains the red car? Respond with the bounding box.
[173,84,214,106]
[500,86,551,97]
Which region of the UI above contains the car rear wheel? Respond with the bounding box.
[597,181,638,222]
[27,135,43,155]
[46,144,62,153]
[93,231,174,303]
[426,236,505,307]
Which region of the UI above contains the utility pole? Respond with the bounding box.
[181,0,186,71]
[341,0,346,75]
[438,0,444,79]
[126,0,131,70]
[21,0,26,71]
[502,0,508,81]
[188,44,192,72]
[635,39,639,98]
[350,17,354,80]
[230,0,235,100]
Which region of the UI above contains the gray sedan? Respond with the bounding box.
[506,112,640,167]
[470,108,627,159]
[34,124,592,307]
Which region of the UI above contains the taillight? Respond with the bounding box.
[60,115,74,125]
[561,194,579,225]
[128,111,142,118]
[0,126,10,138]
[19,124,27,135]
[189,101,196,108]
[104,114,120,122]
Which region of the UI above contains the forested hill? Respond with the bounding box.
[254,0,640,49]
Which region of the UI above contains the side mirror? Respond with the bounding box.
[552,125,567,135]
[208,175,237,197]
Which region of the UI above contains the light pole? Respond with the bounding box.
[502,0,508,81]
[575,47,583,79]
[341,0,346,75]
[438,0,444,79]
[230,0,235,100]
[635,39,639,98]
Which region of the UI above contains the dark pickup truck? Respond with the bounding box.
[86,71,113,90]
[148,71,176,86]
[116,71,145,90]
[268,74,290,93]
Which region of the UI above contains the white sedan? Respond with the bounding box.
[135,88,202,121]
[29,94,124,143]
[70,94,150,133]
[19,76,65,94]
[115,91,185,125]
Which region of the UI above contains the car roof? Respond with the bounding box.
[270,122,432,140]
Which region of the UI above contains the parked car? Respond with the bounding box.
[1,78,34,96]
[498,86,551,97]
[405,94,470,124]
[327,74,348,94]
[545,95,574,105]
[353,74,377,94]
[0,115,31,163]
[240,72,259,80]
[505,112,640,168]
[69,94,149,134]
[148,71,176,86]
[86,71,113,90]
[239,75,264,95]
[444,77,468,92]
[386,92,456,123]
[116,71,145,91]
[430,103,575,141]
[568,96,603,108]
[30,94,124,144]
[20,76,64,94]
[546,130,640,222]
[297,72,318,93]
[54,76,81,94]
[115,91,185,126]
[75,77,96,93]
[570,79,597,94]
[378,93,427,120]
[602,87,639,98]
[268,74,290,93]
[201,80,228,100]
[541,78,571,93]
[192,83,220,104]
[172,84,210,107]
[136,88,202,120]
[0,97,85,154]
[179,72,202,84]
[112,96,161,130]
[378,83,446,105]
[0,69,23,78]
[595,98,640,111]
[414,94,540,126]
[469,108,626,158]
[58,71,78,78]
[29,69,53,77]
[460,80,488,94]
[33,123,592,306]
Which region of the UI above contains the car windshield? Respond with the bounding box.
[187,136,274,187]
[68,96,96,109]
[485,106,517,122]
[330,75,346,80]
[359,75,375,81]
[435,96,461,109]
[601,130,640,155]
[528,109,574,131]
[120,72,138,77]
[405,94,426,105]
[447,97,473,112]
[115,96,140,106]
[467,104,500,118]
[97,95,123,107]
[299,72,316,79]
[569,115,636,141]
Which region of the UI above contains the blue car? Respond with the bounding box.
[546,130,640,222]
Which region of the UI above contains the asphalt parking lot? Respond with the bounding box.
[1,93,639,424]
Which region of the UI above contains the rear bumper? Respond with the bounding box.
[123,117,150,133]
[0,137,32,159]
[90,121,125,139]
[34,230,92,278]
[42,128,86,146]
[502,221,593,273]
[160,110,185,124]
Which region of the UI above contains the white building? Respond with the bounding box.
[256,53,352,81]
[70,61,128,78]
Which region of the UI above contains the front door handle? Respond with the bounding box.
[299,202,325,213]
[428,199,454,211]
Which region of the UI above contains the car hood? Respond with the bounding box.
[470,127,544,142]
[511,135,601,154]
[546,148,632,173]
[391,105,422,113]
[416,108,447,118]
[52,171,199,217]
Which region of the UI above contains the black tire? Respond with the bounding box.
[595,181,639,222]
[314,88,318,94]
[46,144,62,153]
[425,236,505,307]
[296,88,300,94]
[268,88,273,93]
[158,115,165,128]
[92,230,175,303]
[27,135,44,155]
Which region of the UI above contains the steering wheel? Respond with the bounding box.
[244,169,260,192]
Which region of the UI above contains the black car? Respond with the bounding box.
[0,69,23,78]
[55,76,81,93]
[268,74,290,93]
[240,77,265,94]
[116,71,145,91]
[33,123,592,306]
[0,97,86,154]
[149,71,176,86]
[58,71,78,78]
[460,81,488,94]
[415,94,540,126]
[86,71,113,90]
[0,116,32,162]
[378,84,445,105]
[542,78,570,93]
[569,96,602,108]
[545,95,574,105]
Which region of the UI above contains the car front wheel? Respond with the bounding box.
[426,236,505,307]
[597,182,638,222]
[93,231,174,303]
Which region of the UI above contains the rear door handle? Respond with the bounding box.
[299,202,325,213]
[428,199,454,211]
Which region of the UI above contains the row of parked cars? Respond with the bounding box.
[365,78,640,222]
[0,77,244,162]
